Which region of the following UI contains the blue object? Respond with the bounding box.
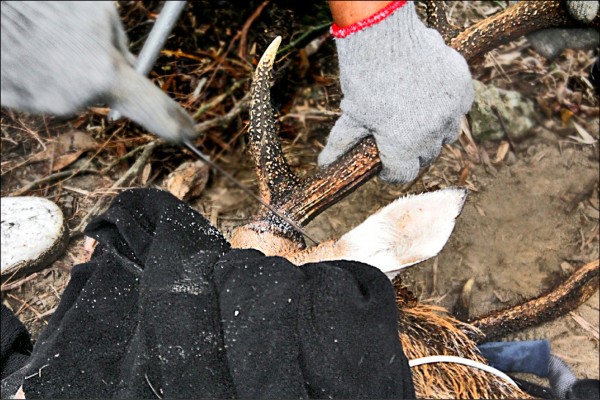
[478,340,551,377]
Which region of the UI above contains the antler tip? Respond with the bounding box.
[257,36,282,71]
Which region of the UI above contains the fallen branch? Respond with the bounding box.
[10,165,99,197]
[194,93,250,135]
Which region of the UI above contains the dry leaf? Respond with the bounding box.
[458,116,480,163]
[568,122,597,145]
[561,109,574,127]
[164,160,210,200]
[570,312,599,340]
[52,151,87,171]
[140,163,152,186]
[493,50,522,65]
[494,141,510,163]
[51,130,98,171]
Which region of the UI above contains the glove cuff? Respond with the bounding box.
[331,1,408,39]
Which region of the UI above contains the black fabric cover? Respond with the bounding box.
[567,378,600,400]
[478,340,551,376]
[2,188,414,399]
[1,304,32,380]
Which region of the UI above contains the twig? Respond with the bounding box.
[72,141,159,236]
[194,93,250,135]
[491,105,517,153]
[62,185,91,196]
[277,21,331,55]
[38,306,58,319]
[10,165,98,197]
[1,272,40,291]
[238,0,270,60]
[99,144,145,172]
[192,79,249,120]
[6,293,45,321]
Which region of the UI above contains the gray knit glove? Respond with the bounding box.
[318,1,473,183]
[0,1,196,144]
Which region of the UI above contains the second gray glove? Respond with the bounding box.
[1,1,196,144]
[318,1,473,183]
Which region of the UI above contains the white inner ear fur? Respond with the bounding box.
[334,187,467,278]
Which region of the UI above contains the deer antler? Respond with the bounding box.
[231,36,380,253]
[470,259,600,342]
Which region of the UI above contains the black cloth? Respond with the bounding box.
[567,379,600,400]
[591,56,600,95]
[1,188,414,399]
[1,304,32,380]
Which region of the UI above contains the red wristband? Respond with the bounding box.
[331,1,408,39]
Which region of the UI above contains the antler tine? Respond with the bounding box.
[244,36,309,242]
[249,36,300,206]
[469,259,599,343]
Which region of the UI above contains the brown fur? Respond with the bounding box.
[393,278,530,399]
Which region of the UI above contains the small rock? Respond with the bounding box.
[470,80,536,141]
[527,28,599,61]
[1,197,69,282]
[505,151,518,166]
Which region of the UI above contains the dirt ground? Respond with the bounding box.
[1,0,598,391]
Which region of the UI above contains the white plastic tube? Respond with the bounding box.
[409,355,519,388]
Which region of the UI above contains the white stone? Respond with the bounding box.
[1,196,68,278]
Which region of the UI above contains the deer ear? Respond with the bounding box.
[335,187,467,277]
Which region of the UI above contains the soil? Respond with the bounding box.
[1,0,598,391]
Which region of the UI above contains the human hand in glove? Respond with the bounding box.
[319,1,474,184]
[0,1,196,144]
